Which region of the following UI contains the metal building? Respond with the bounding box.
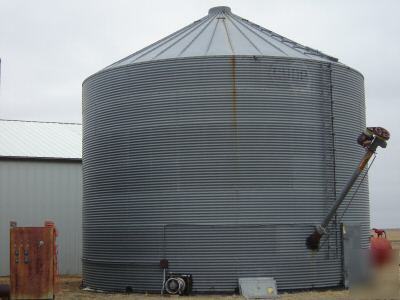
[0,119,82,276]
[82,6,367,292]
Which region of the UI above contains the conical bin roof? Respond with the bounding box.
[105,6,337,69]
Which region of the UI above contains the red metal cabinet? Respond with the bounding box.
[10,226,56,300]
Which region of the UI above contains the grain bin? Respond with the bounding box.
[82,6,368,292]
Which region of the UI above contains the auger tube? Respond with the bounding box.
[306,127,390,250]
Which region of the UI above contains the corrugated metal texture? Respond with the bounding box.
[104,6,336,70]
[82,56,366,292]
[0,120,82,159]
[331,64,369,247]
[83,224,342,292]
[0,160,82,276]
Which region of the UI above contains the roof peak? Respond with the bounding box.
[208,6,231,15]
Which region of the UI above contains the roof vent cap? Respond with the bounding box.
[208,6,231,15]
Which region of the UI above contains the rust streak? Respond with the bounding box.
[230,56,237,129]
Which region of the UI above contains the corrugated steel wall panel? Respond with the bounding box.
[331,65,369,247]
[82,56,367,292]
[0,160,82,276]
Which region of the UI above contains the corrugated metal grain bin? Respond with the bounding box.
[82,6,368,292]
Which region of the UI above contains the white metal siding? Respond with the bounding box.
[0,120,81,159]
[0,159,82,275]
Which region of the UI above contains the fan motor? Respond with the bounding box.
[164,273,192,295]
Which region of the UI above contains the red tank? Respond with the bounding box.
[370,229,393,266]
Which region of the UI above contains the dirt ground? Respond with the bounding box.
[384,228,400,250]
[2,229,399,299]
[0,275,349,300]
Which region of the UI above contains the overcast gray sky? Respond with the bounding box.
[0,0,399,227]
